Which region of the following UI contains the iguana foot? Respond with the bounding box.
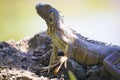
[40,60,60,73]
[54,56,68,74]
[40,56,68,74]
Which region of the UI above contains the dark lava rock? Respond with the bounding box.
[0,32,119,80]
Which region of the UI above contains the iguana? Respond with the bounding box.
[36,3,120,79]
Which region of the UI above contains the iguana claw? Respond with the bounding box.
[40,60,61,73]
[40,56,68,74]
[54,56,68,74]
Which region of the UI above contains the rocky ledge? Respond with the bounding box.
[0,32,118,80]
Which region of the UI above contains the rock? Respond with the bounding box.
[68,59,87,80]
[0,32,119,80]
[0,67,50,80]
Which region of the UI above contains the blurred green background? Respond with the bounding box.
[0,0,120,45]
[0,0,45,41]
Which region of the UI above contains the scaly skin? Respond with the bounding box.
[36,3,120,79]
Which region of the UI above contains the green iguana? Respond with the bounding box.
[36,3,120,79]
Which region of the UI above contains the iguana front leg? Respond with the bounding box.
[64,44,73,67]
[46,44,73,73]
[55,44,73,73]
[49,45,59,69]
[103,50,120,79]
[41,45,60,73]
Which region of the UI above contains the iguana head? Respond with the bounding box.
[36,3,60,25]
[36,3,62,35]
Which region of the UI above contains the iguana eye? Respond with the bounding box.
[45,5,50,10]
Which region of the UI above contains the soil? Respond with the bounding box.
[0,32,119,80]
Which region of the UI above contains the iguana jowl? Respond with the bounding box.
[36,3,120,78]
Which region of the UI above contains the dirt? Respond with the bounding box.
[0,32,119,80]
